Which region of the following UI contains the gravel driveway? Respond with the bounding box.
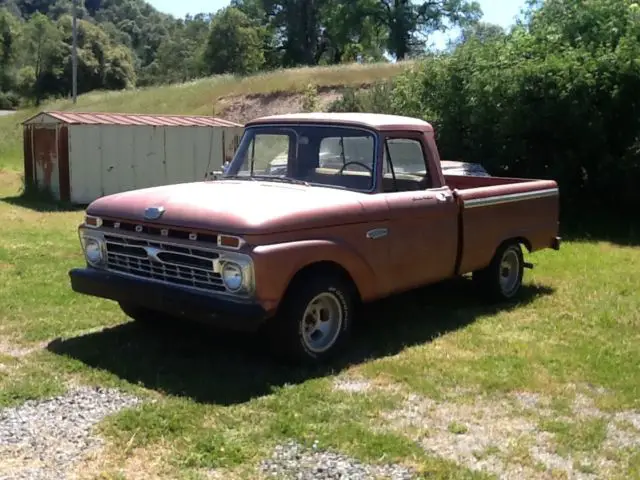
[0,387,142,480]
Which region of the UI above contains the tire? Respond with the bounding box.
[472,241,524,302]
[267,273,356,364]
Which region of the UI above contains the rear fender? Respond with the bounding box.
[251,239,379,312]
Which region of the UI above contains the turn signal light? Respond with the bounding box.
[217,235,244,249]
[84,215,103,228]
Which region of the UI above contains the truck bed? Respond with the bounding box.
[445,174,560,276]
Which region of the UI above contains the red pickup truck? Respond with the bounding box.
[69,112,561,364]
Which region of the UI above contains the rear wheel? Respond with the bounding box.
[473,241,524,301]
[267,273,356,364]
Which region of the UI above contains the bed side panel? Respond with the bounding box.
[445,174,530,190]
[456,180,560,274]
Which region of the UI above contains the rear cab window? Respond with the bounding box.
[382,137,431,192]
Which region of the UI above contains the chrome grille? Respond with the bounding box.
[104,234,225,292]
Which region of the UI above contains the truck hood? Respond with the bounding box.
[87,180,376,234]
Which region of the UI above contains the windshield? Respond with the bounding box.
[223,124,378,192]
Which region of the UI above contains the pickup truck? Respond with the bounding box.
[69,112,561,364]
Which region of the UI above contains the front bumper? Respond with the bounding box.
[69,267,268,332]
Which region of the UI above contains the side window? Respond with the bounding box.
[383,138,430,192]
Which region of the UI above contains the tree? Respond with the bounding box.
[232,0,388,66]
[377,0,483,59]
[0,1,22,19]
[0,8,20,91]
[233,0,482,65]
[56,15,137,93]
[525,0,640,52]
[152,15,210,84]
[382,0,640,213]
[318,0,388,64]
[20,12,65,103]
[454,21,505,46]
[92,0,173,83]
[204,7,265,75]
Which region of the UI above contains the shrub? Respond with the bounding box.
[327,81,398,114]
[0,91,20,109]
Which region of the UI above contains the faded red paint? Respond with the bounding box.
[23,125,33,186]
[32,127,57,190]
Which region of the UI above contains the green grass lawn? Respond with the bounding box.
[0,168,638,479]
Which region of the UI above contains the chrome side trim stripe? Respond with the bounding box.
[463,188,559,209]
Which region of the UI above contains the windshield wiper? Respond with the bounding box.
[221,174,257,181]
[250,175,310,186]
[221,174,311,186]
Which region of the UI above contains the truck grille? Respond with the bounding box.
[104,234,226,292]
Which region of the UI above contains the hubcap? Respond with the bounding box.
[499,248,521,296]
[301,292,343,353]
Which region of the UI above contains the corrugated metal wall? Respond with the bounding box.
[66,124,243,204]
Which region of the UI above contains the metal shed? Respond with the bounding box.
[22,111,244,204]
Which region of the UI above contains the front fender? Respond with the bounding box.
[250,239,380,311]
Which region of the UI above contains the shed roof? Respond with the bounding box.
[23,111,242,127]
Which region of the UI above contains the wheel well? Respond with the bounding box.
[494,236,531,255]
[511,236,532,253]
[285,261,362,302]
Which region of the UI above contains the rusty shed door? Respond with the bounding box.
[32,126,60,200]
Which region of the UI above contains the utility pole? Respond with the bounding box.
[72,0,78,104]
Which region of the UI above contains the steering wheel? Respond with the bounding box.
[337,161,373,175]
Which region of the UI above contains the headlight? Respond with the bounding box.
[83,237,104,266]
[221,262,243,292]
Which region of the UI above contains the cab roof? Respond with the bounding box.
[246,112,434,132]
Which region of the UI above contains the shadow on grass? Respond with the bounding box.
[1,190,86,213]
[47,278,553,406]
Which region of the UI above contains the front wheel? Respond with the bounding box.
[267,274,356,364]
[473,241,524,302]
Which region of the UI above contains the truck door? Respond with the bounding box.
[380,135,459,293]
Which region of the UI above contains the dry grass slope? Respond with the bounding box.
[0,61,413,172]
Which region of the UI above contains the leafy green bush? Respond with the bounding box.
[0,91,20,109]
[328,0,640,215]
[328,82,399,114]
